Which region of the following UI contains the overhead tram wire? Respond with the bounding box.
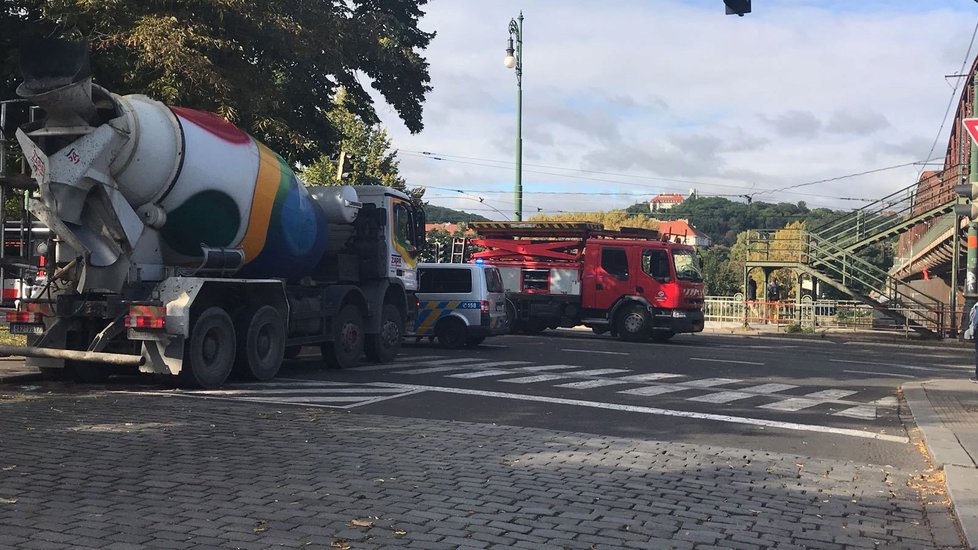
[917,15,978,181]
[403,150,930,204]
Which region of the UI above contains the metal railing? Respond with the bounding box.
[746,229,945,336]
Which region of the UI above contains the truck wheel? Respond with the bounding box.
[365,304,403,363]
[234,306,285,381]
[436,318,467,349]
[616,304,651,342]
[182,307,236,389]
[321,304,364,369]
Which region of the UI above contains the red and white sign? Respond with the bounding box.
[964,118,978,146]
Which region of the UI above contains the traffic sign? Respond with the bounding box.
[964,118,978,146]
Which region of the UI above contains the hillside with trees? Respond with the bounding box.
[425,205,490,224]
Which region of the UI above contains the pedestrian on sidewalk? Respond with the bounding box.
[967,301,978,381]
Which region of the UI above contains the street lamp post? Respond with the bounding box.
[504,12,523,221]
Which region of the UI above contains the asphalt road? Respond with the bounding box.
[150,329,974,468]
[1,330,970,548]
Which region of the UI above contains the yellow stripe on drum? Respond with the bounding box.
[239,142,282,261]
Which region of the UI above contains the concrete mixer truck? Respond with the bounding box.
[0,40,426,388]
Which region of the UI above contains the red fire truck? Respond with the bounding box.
[468,222,705,342]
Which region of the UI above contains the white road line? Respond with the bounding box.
[395,365,476,375]
[834,405,876,419]
[352,358,480,371]
[687,391,754,404]
[555,379,633,389]
[682,378,741,388]
[874,396,899,407]
[689,357,765,366]
[563,368,630,377]
[374,383,909,444]
[805,389,858,400]
[760,398,822,412]
[448,370,513,379]
[231,395,386,403]
[829,358,959,372]
[521,364,585,372]
[614,373,683,382]
[843,369,915,379]
[560,349,629,356]
[740,383,797,394]
[410,358,488,366]
[186,387,405,396]
[463,361,532,369]
[619,386,685,396]
[500,374,568,384]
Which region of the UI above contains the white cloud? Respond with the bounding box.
[373,1,978,218]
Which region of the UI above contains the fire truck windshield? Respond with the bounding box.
[672,249,702,282]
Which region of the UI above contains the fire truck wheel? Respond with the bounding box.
[321,304,364,369]
[234,306,286,381]
[182,306,236,389]
[616,304,651,342]
[365,304,403,363]
[284,346,302,359]
[465,335,486,347]
[436,318,467,349]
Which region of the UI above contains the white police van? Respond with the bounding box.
[411,262,509,348]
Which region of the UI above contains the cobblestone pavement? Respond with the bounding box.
[0,387,964,549]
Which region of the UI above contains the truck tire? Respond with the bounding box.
[616,304,651,342]
[365,303,402,363]
[436,318,467,349]
[234,305,286,381]
[321,304,364,369]
[182,306,236,389]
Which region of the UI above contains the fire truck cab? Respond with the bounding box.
[469,222,705,342]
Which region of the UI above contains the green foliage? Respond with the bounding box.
[625,196,846,246]
[425,205,489,224]
[0,1,434,165]
[530,210,659,231]
[698,245,739,296]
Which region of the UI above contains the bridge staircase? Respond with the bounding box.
[746,180,954,337]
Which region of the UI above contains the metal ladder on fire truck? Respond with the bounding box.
[745,180,956,338]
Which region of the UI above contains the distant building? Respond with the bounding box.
[648,193,685,212]
[425,223,473,235]
[656,219,711,248]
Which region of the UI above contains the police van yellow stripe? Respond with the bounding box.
[412,300,481,336]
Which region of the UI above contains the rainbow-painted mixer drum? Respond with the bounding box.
[155,106,328,280]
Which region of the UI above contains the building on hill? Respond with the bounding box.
[648,193,685,211]
[657,219,711,247]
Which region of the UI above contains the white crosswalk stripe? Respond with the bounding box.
[501,374,568,384]
[520,364,587,372]
[681,378,741,388]
[687,391,754,404]
[619,385,685,397]
[614,373,683,382]
[395,365,477,375]
[562,368,630,377]
[448,369,514,379]
[556,379,633,389]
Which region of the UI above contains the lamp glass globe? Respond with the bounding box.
[503,55,516,69]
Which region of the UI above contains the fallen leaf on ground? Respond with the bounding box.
[253,520,269,534]
[2,465,15,471]
[393,529,407,536]
[349,518,374,528]
[0,497,17,504]
[330,539,351,549]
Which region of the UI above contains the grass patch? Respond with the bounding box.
[0,327,26,347]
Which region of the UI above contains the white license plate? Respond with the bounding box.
[9,323,43,335]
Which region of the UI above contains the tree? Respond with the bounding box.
[529,210,659,231]
[0,1,434,165]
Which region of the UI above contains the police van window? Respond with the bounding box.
[642,249,671,281]
[419,268,472,293]
[484,267,504,293]
[601,247,629,280]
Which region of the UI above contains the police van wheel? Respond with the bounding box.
[182,307,236,389]
[234,306,286,381]
[617,304,651,342]
[322,304,364,369]
[365,304,402,363]
[436,318,467,349]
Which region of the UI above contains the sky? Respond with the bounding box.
[369,0,978,220]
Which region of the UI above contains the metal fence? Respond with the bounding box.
[704,295,963,337]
